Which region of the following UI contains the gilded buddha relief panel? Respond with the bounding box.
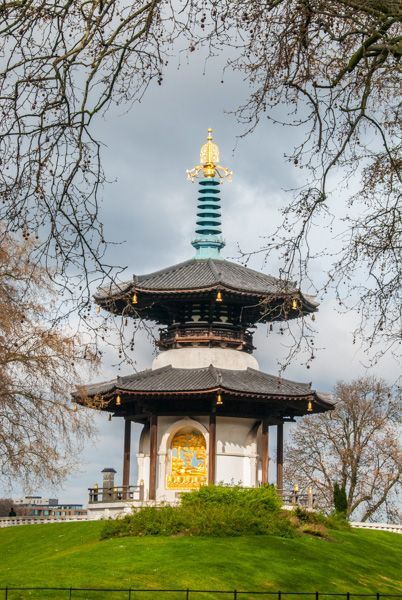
[166,428,207,489]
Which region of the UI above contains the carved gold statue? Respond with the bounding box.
[167,429,207,489]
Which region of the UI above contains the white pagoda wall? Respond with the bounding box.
[136,415,263,503]
[135,347,265,502]
[152,347,259,371]
[215,417,259,487]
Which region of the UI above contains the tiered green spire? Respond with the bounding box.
[192,178,224,258]
[186,129,232,260]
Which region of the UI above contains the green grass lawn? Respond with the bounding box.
[0,521,401,599]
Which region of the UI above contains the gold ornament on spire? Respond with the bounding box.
[186,128,233,182]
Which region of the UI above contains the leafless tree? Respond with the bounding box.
[209,0,402,360]
[1,1,400,359]
[285,377,401,522]
[0,232,96,487]
[0,0,174,310]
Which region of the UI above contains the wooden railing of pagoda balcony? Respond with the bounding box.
[157,324,254,353]
[278,488,316,510]
[88,484,144,504]
[88,485,315,508]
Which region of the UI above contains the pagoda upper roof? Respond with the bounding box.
[76,364,333,415]
[94,258,318,319]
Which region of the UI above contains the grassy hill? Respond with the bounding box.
[1,521,401,599]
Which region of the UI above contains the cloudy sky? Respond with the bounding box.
[3,45,399,505]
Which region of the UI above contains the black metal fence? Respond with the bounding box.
[0,589,401,600]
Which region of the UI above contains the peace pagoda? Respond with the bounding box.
[76,130,333,517]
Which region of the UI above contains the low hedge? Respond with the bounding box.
[101,485,299,539]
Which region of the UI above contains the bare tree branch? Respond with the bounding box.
[285,377,401,522]
[0,231,97,487]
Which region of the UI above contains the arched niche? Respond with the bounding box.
[166,426,207,490]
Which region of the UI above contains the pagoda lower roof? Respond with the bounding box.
[76,365,333,413]
[94,258,318,309]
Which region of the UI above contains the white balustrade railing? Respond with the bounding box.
[0,515,88,528]
[351,521,402,534]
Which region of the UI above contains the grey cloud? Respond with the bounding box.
[2,47,396,505]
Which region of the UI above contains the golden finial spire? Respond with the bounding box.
[186,128,233,182]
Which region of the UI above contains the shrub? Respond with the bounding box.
[293,507,327,525]
[180,483,281,511]
[101,485,291,540]
[292,505,349,534]
[333,482,348,515]
[326,512,351,531]
[100,485,347,540]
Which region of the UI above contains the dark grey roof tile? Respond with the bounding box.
[95,258,303,299]
[79,365,329,401]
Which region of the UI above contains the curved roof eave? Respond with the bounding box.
[73,366,332,411]
[93,258,319,315]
